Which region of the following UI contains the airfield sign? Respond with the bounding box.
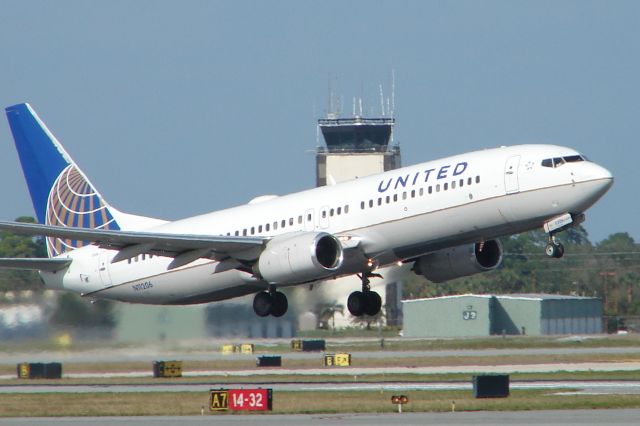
[209,388,272,411]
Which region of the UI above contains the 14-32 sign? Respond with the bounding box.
[210,388,273,411]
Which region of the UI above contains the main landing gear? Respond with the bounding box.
[253,287,288,317]
[347,273,383,317]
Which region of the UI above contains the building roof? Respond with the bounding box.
[402,293,600,304]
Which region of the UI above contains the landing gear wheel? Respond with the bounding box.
[347,291,365,317]
[348,290,382,317]
[363,291,382,316]
[545,242,565,258]
[253,291,272,317]
[270,291,288,317]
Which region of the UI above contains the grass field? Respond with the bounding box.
[2,389,640,417]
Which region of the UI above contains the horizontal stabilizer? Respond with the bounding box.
[0,258,71,271]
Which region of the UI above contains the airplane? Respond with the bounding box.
[0,103,613,318]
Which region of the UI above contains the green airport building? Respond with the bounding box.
[402,294,603,338]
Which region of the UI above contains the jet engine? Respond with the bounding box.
[254,232,343,284]
[413,240,503,283]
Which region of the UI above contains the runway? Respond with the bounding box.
[3,343,640,365]
[2,379,640,395]
[3,360,640,381]
[1,410,640,426]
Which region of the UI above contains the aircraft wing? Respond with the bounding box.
[0,257,72,271]
[0,220,266,267]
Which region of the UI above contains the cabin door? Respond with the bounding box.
[504,155,521,194]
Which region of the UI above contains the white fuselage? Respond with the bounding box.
[41,144,612,305]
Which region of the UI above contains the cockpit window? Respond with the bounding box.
[563,155,583,163]
[541,155,586,168]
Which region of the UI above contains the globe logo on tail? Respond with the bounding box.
[45,165,119,257]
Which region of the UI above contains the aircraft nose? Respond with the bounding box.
[579,162,613,184]
[594,163,614,187]
[585,162,614,197]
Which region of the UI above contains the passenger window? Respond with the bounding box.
[281,219,286,227]
[243,229,247,236]
[403,192,407,200]
[476,176,481,184]
[273,222,278,230]
[436,184,440,192]
[250,227,255,235]
[459,179,464,187]
[444,183,448,191]
[369,200,374,208]
[378,198,382,206]
[345,205,349,213]
[329,209,334,217]
[266,223,270,232]
[411,190,415,198]
[467,177,472,185]
[234,230,239,236]
[451,181,456,189]
[289,218,294,226]
[393,194,398,202]
[419,188,424,196]
[386,196,390,204]
[337,207,342,215]
[258,225,262,233]
[298,216,302,224]
[322,211,326,218]
[361,201,365,210]
[428,186,432,194]
[307,213,312,221]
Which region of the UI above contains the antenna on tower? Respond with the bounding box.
[379,84,386,116]
[391,69,396,118]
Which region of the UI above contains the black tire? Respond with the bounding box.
[363,291,382,316]
[545,242,565,259]
[253,292,272,317]
[347,291,365,317]
[270,291,288,317]
[545,243,556,258]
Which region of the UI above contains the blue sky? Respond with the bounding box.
[0,1,637,243]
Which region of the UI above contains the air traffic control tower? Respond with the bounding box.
[316,116,400,186]
[308,113,404,328]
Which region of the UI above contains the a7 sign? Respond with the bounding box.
[210,388,273,412]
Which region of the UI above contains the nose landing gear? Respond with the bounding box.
[542,213,582,259]
[347,272,383,317]
[545,236,565,259]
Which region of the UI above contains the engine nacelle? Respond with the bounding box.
[413,240,503,283]
[255,232,343,284]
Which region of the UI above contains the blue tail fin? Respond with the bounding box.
[5,103,120,256]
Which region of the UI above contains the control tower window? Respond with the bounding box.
[318,117,394,153]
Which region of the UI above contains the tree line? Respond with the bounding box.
[404,226,640,316]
